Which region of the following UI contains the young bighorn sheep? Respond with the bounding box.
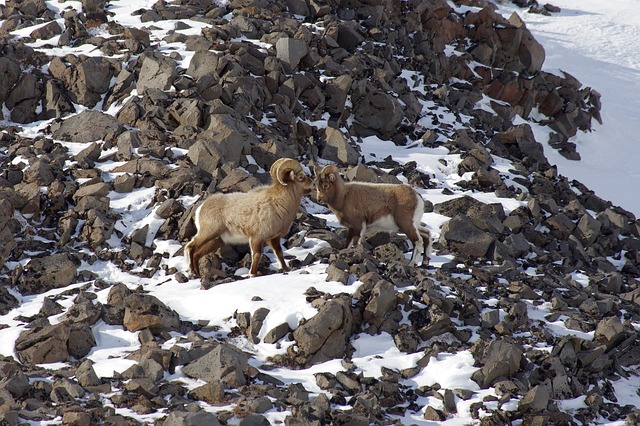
[314,164,432,266]
[185,158,313,277]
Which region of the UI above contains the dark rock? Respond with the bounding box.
[15,321,70,364]
[123,293,181,334]
[52,110,123,143]
[17,253,79,295]
[291,294,354,366]
[182,344,248,387]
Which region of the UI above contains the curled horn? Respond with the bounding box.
[270,158,302,186]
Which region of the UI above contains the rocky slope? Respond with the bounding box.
[1,0,640,424]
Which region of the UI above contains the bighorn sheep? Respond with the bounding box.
[185,158,313,277]
[314,164,432,266]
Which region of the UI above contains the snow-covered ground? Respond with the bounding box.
[1,0,640,424]
[498,0,640,217]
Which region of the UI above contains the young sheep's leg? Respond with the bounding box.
[400,222,422,266]
[421,229,432,265]
[345,228,358,249]
[357,222,367,246]
[267,237,289,272]
[249,238,265,277]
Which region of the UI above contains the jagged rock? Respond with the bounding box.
[319,126,360,165]
[182,343,248,388]
[353,92,404,137]
[248,307,269,344]
[363,280,396,328]
[471,339,524,388]
[68,324,97,359]
[15,321,70,364]
[263,322,291,344]
[160,410,222,426]
[137,53,177,93]
[519,385,550,413]
[52,110,123,143]
[0,58,20,104]
[123,293,181,334]
[291,294,354,366]
[439,214,496,258]
[17,253,79,295]
[0,361,30,399]
[276,37,308,72]
[0,286,19,315]
[187,114,255,175]
[75,359,102,387]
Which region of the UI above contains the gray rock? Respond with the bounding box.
[182,344,248,387]
[72,182,110,202]
[52,110,123,143]
[363,280,396,328]
[123,293,181,334]
[75,359,101,387]
[187,50,219,80]
[248,307,270,344]
[137,54,177,93]
[15,321,71,364]
[0,57,20,104]
[0,363,29,399]
[519,384,550,413]
[61,300,102,325]
[263,322,291,344]
[0,286,19,315]
[353,92,404,136]
[439,214,495,258]
[72,57,114,107]
[573,213,602,246]
[68,324,97,359]
[594,316,625,350]
[325,74,352,115]
[320,127,360,165]
[276,37,308,72]
[17,253,79,295]
[471,339,524,388]
[160,411,221,426]
[292,294,354,366]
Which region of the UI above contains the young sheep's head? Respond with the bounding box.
[313,165,340,203]
[270,158,313,194]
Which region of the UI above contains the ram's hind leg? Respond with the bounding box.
[249,238,265,277]
[188,236,223,277]
[268,237,289,272]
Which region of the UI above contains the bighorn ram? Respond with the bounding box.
[185,158,313,277]
[314,164,432,266]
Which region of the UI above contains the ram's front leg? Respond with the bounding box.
[268,237,289,272]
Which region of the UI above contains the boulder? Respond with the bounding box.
[17,253,80,295]
[439,214,496,258]
[52,110,123,143]
[292,294,354,366]
[123,293,181,334]
[137,54,178,93]
[15,322,71,364]
[182,344,248,388]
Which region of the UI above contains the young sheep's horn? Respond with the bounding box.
[270,158,301,186]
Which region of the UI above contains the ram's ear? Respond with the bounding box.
[328,173,336,182]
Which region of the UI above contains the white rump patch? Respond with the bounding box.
[369,215,399,232]
[221,232,249,245]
